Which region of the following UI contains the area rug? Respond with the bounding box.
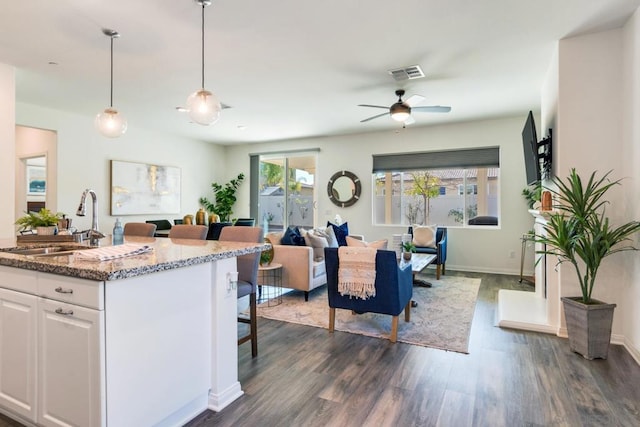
[256,275,481,354]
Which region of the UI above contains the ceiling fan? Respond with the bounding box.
[359,89,451,125]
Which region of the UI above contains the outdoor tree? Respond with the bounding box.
[260,162,284,189]
[406,171,441,224]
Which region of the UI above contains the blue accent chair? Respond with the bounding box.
[408,226,448,279]
[324,248,413,343]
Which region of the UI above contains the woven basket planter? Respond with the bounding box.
[561,296,616,360]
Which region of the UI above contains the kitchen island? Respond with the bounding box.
[0,236,267,427]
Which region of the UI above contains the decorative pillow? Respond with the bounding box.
[281,226,305,246]
[346,236,388,249]
[412,224,437,248]
[327,221,349,246]
[304,231,329,261]
[324,226,339,248]
[265,231,283,245]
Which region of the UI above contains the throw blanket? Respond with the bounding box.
[338,246,377,300]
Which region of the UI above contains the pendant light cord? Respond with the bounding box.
[201,2,205,89]
[110,35,114,108]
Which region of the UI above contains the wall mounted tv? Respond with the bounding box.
[521,111,552,185]
[522,111,539,185]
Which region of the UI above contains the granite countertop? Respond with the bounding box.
[0,236,269,282]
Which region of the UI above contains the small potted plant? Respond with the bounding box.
[15,208,64,235]
[536,169,640,359]
[402,241,416,261]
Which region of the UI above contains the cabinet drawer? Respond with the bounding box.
[0,265,37,295]
[38,274,104,310]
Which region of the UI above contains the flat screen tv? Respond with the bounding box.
[522,110,540,185]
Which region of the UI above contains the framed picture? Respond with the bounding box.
[27,165,46,195]
[110,160,181,215]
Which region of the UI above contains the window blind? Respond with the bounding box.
[372,147,499,172]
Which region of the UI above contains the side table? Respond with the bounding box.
[258,262,283,307]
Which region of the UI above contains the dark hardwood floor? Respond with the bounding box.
[187,271,640,427]
[2,272,639,426]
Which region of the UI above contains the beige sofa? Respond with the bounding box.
[271,243,326,301]
[266,230,363,301]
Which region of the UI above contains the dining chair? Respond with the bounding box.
[234,218,255,226]
[219,226,263,357]
[123,222,157,237]
[168,224,208,240]
[145,219,172,231]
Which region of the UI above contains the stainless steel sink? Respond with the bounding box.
[2,246,98,257]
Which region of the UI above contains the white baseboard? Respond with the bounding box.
[623,337,640,365]
[446,264,525,276]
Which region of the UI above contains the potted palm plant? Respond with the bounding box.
[536,169,640,359]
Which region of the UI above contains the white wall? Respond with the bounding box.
[622,8,640,359]
[15,103,226,234]
[226,116,537,276]
[0,63,16,243]
[556,29,626,337]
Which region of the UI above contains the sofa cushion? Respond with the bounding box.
[412,224,437,248]
[327,221,349,246]
[346,235,388,249]
[304,230,329,261]
[313,260,326,279]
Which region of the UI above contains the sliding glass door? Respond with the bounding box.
[256,153,317,233]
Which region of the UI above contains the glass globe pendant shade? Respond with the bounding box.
[95,107,128,138]
[186,89,222,125]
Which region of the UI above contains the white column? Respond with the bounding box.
[0,63,16,242]
[208,256,244,411]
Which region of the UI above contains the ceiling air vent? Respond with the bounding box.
[388,65,425,81]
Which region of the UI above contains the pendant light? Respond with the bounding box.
[95,28,127,138]
[186,0,221,125]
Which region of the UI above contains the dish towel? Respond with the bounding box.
[75,244,153,261]
[338,246,376,300]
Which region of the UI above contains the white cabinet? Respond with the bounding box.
[0,287,37,422]
[0,267,105,427]
[37,298,104,427]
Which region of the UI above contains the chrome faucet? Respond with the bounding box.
[76,189,105,245]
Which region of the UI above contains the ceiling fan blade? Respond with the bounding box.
[404,115,416,125]
[412,105,452,113]
[405,94,425,107]
[360,112,389,123]
[358,104,389,110]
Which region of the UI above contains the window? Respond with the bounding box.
[372,148,500,227]
[251,152,317,233]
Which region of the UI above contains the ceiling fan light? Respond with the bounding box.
[186,89,221,125]
[391,111,410,122]
[390,103,411,122]
[95,107,127,138]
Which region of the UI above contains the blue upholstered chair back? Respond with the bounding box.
[407,226,448,265]
[324,248,412,316]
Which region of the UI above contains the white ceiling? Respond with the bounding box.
[2,0,639,145]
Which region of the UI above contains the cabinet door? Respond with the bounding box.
[38,298,105,427]
[0,288,37,422]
